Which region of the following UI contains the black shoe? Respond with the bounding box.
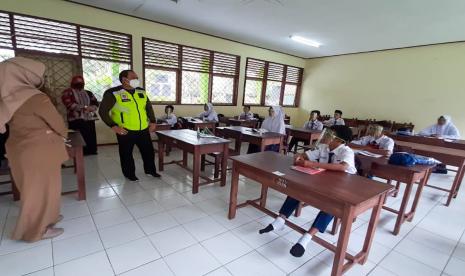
[290,243,305,257]
[146,172,161,178]
[259,224,274,234]
[126,176,139,182]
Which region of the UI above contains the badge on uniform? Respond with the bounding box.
[121,93,131,102]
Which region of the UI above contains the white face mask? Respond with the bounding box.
[129,79,140,89]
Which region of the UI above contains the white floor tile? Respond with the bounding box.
[394,238,450,270]
[379,251,442,276]
[183,216,228,242]
[92,208,133,229]
[52,231,103,264]
[226,251,285,276]
[106,237,160,274]
[148,225,197,256]
[53,215,96,241]
[26,267,54,276]
[60,202,90,220]
[0,244,52,276]
[87,196,125,214]
[443,257,465,276]
[119,259,174,276]
[54,251,114,276]
[137,212,179,235]
[127,200,164,219]
[232,221,279,249]
[289,255,332,276]
[206,267,233,276]
[156,194,192,210]
[164,244,221,276]
[168,205,208,224]
[211,209,254,230]
[98,221,145,249]
[202,231,252,265]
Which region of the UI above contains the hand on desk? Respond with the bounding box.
[294,154,307,167]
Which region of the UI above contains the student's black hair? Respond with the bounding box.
[334,110,343,116]
[244,105,251,110]
[330,125,353,143]
[310,110,321,116]
[119,70,134,83]
[165,105,174,112]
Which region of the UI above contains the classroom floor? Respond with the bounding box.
[0,145,464,276]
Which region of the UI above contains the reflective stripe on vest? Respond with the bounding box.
[110,89,149,131]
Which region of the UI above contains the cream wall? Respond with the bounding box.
[301,43,465,134]
[2,0,306,144]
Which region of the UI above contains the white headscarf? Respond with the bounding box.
[200,102,218,122]
[419,115,461,139]
[261,106,286,134]
[0,57,46,133]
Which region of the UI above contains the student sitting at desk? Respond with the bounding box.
[247,106,286,154]
[324,109,345,126]
[199,103,219,122]
[160,105,177,127]
[259,125,356,257]
[350,124,394,156]
[239,105,254,120]
[288,110,324,152]
[419,115,460,140]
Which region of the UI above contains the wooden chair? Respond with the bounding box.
[392,122,415,132]
[375,120,394,132]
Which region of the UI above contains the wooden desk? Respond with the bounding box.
[391,134,465,151]
[216,126,284,153]
[356,154,433,235]
[228,152,392,276]
[185,120,217,132]
[395,140,465,206]
[155,123,171,131]
[156,129,230,194]
[227,118,258,128]
[285,126,322,153]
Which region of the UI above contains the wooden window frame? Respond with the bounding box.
[142,37,240,106]
[243,57,303,108]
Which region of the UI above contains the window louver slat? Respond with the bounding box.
[182,47,210,73]
[245,59,266,79]
[13,15,78,55]
[267,62,284,81]
[286,66,301,83]
[144,39,179,69]
[213,52,238,76]
[80,27,131,63]
[0,13,12,49]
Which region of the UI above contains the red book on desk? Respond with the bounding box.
[291,166,325,175]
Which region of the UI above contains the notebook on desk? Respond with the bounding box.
[290,166,325,175]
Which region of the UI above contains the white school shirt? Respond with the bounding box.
[419,124,461,140]
[199,111,219,122]
[324,118,345,126]
[305,144,357,174]
[239,111,254,120]
[303,120,324,131]
[161,113,177,127]
[352,135,395,154]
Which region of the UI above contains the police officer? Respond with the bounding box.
[99,70,160,181]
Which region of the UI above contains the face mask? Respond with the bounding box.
[129,79,140,89]
[71,83,84,90]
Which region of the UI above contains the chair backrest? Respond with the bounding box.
[392,122,415,132]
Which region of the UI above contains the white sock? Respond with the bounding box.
[297,233,312,248]
[271,217,285,231]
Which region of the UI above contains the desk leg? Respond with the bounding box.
[260,185,268,208]
[332,206,355,276]
[361,194,385,264]
[235,139,241,154]
[448,165,465,204]
[182,150,188,167]
[228,163,239,219]
[407,174,427,222]
[158,140,165,171]
[454,165,465,197]
[260,141,266,152]
[193,147,200,194]
[220,143,228,187]
[394,182,413,235]
[75,147,86,201]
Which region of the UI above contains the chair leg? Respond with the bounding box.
[331,217,341,235]
[200,155,205,171]
[214,155,220,179]
[393,181,401,197]
[294,202,304,217]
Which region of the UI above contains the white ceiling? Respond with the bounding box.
[69,0,465,58]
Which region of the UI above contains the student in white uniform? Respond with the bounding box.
[350,124,395,156]
[160,105,177,127]
[419,115,460,140]
[259,125,356,257]
[239,105,254,120]
[199,103,219,122]
[247,106,285,153]
[324,109,345,126]
[288,110,324,152]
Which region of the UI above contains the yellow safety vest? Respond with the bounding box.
[110,89,149,131]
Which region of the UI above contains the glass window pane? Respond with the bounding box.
[265,80,281,106]
[283,84,297,106]
[212,76,234,104]
[181,71,209,104]
[145,69,177,102]
[82,58,130,101]
[244,79,262,105]
[0,48,14,62]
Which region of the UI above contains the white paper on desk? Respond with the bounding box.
[354,150,383,158]
[272,171,285,176]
